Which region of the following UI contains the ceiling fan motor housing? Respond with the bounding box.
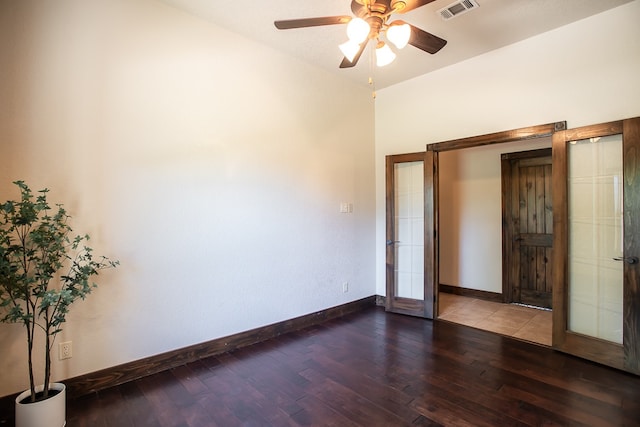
[355,0,407,12]
[354,2,390,35]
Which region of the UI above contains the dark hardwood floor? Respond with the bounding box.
[3,306,640,426]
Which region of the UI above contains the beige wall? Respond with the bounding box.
[375,1,640,296]
[0,0,376,397]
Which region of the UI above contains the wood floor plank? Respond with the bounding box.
[291,395,361,427]
[96,386,135,427]
[498,378,630,427]
[299,367,412,426]
[403,368,539,426]
[170,364,210,397]
[65,391,108,427]
[215,359,301,427]
[202,362,282,426]
[304,353,422,423]
[118,380,161,426]
[2,306,639,426]
[194,392,239,427]
[216,352,307,419]
[136,372,194,427]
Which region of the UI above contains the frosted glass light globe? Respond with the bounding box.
[347,18,370,44]
[376,42,396,67]
[387,23,411,49]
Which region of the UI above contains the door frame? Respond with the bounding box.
[385,151,434,318]
[501,148,553,306]
[425,122,566,318]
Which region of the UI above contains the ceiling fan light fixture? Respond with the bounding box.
[339,40,361,63]
[376,41,396,67]
[386,23,411,49]
[346,17,370,44]
[274,1,447,70]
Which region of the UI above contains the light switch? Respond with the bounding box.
[340,202,353,213]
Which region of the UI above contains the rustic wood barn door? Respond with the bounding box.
[502,149,553,308]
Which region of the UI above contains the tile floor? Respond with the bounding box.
[438,293,552,346]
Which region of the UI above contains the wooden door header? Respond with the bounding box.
[427,122,566,153]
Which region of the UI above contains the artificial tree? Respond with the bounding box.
[0,181,118,403]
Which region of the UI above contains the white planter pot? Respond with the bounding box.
[15,383,66,427]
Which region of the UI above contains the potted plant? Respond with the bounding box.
[0,181,118,427]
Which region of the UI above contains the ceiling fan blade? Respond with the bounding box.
[339,42,367,68]
[406,23,447,54]
[399,0,438,13]
[274,16,351,30]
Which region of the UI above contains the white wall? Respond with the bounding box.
[0,0,375,397]
[375,1,640,296]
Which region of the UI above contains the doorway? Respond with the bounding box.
[422,123,563,349]
[436,141,555,347]
[501,148,553,309]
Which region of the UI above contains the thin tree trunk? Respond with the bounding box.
[20,225,37,402]
[26,315,35,402]
[43,322,51,400]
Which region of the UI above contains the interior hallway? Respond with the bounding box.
[438,293,552,346]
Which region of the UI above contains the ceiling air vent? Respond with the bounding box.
[437,0,479,20]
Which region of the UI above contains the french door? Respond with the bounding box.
[385,152,435,318]
[552,117,640,374]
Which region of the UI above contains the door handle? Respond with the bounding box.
[613,256,639,264]
[386,240,401,246]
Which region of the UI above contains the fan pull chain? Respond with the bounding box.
[368,39,376,99]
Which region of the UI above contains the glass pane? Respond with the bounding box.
[567,135,623,344]
[394,161,424,299]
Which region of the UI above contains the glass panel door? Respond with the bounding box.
[394,161,425,300]
[385,152,432,318]
[552,117,640,374]
[567,135,623,343]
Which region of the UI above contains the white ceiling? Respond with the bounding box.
[159,0,632,89]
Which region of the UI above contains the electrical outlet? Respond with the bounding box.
[342,282,349,293]
[59,341,72,360]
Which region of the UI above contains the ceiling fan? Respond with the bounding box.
[274,0,447,68]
